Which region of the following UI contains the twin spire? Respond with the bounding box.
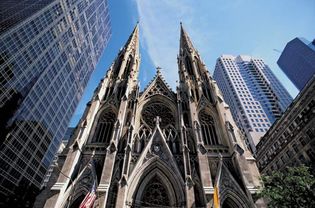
[123,22,196,60]
[116,22,198,80]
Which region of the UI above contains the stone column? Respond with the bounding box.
[97,122,120,208]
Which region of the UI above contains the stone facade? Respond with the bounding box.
[256,76,315,175]
[38,24,261,208]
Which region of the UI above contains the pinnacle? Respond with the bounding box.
[179,22,195,52]
[141,67,173,94]
[123,23,139,53]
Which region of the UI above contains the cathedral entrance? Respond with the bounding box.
[222,197,240,208]
[139,176,171,207]
[128,164,185,208]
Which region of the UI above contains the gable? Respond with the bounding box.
[141,74,176,101]
[129,124,181,180]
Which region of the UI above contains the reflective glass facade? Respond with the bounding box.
[214,55,293,152]
[277,37,315,90]
[0,0,111,204]
[0,0,54,34]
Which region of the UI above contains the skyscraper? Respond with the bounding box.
[256,75,315,175]
[38,24,262,208]
[213,55,293,152]
[0,0,111,206]
[277,37,315,90]
[0,0,54,33]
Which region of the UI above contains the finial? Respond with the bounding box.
[154,116,161,126]
[156,66,162,74]
[180,21,182,25]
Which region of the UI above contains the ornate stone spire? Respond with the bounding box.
[124,22,140,56]
[179,22,196,54]
[109,23,140,81]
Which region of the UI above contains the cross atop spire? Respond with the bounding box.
[156,66,162,74]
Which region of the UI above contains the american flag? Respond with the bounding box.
[79,182,97,208]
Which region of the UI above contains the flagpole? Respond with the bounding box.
[213,153,223,208]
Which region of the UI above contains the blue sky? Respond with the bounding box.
[69,0,315,127]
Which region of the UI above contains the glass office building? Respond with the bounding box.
[214,55,292,152]
[277,37,315,90]
[0,0,54,34]
[0,0,111,205]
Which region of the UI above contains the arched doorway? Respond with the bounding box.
[68,194,85,208]
[221,193,250,208]
[222,197,239,208]
[127,160,185,208]
[139,176,171,207]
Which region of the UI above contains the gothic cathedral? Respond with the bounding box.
[39,24,261,208]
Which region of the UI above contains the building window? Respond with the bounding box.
[306,129,315,139]
[306,149,315,161]
[292,143,299,153]
[185,56,194,76]
[92,110,116,144]
[199,110,218,145]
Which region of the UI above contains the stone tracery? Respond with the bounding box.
[199,110,219,145]
[141,102,175,129]
[92,110,116,144]
[140,176,170,207]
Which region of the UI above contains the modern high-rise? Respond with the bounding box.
[0,0,111,206]
[256,75,315,175]
[0,0,54,34]
[277,37,315,90]
[213,55,293,152]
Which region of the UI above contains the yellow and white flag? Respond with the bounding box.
[213,185,220,208]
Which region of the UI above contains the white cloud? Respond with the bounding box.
[134,0,302,97]
[134,0,214,89]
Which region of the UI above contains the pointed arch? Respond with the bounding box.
[163,124,180,154]
[220,191,251,208]
[133,124,152,154]
[122,55,133,79]
[138,175,171,207]
[202,84,214,104]
[63,163,95,208]
[141,100,176,129]
[138,124,152,141]
[185,56,194,76]
[126,159,185,207]
[222,196,241,208]
[194,56,202,76]
[163,124,177,142]
[199,109,219,145]
[218,164,253,208]
[112,55,123,78]
[92,108,117,145]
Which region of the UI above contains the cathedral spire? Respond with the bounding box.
[110,23,140,81]
[179,23,196,54]
[123,22,140,57]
